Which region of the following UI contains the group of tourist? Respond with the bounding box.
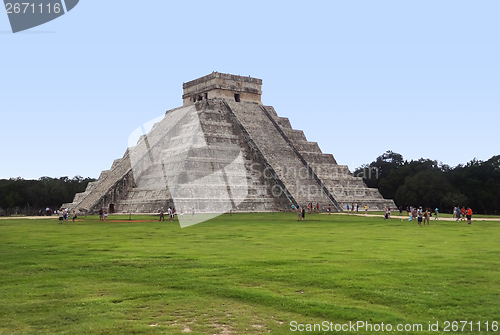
[346,203,360,213]
[98,209,108,221]
[453,206,473,224]
[159,207,177,221]
[158,207,197,221]
[291,203,320,214]
[38,207,54,216]
[405,206,432,226]
[404,205,472,225]
[58,208,77,223]
[290,202,372,220]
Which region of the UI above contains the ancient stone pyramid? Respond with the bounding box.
[65,72,395,215]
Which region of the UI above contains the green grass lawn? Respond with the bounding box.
[1,213,499,334]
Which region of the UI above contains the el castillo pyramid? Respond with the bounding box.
[64,72,395,215]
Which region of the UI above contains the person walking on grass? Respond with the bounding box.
[72,210,77,223]
[364,205,368,215]
[466,207,472,224]
[434,208,439,220]
[297,207,301,221]
[455,206,461,222]
[58,208,64,224]
[460,206,466,221]
[417,207,423,226]
[424,209,430,225]
[301,207,306,221]
[412,207,418,222]
[328,204,331,214]
[159,207,165,221]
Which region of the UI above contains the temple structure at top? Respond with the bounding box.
[183,72,262,106]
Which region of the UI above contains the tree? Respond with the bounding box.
[356,152,500,214]
[395,170,451,209]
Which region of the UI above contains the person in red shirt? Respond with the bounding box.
[466,207,472,224]
[460,207,466,221]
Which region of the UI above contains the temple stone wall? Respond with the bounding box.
[183,72,262,106]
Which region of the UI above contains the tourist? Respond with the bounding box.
[466,207,472,224]
[434,208,439,220]
[384,206,390,220]
[460,206,466,221]
[364,205,368,215]
[301,207,305,221]
[346,204,350,213]
[72,210,77,223]
[455,206,461,222]
[417,207,423,226]
[327,204,331,214]
[291,204,295,213]
[104,210,108,221]
[168,207,172,221]
[424,209,430,225]
[412,208,418,222]
[297,207,301,221]
[452,206,457,219]
[316,203,319,213]
[99,208,103,221]
[159,207,164,221]
[58,208,64,224]
[355,203,359,213]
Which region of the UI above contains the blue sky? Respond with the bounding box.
[1,1,499,179]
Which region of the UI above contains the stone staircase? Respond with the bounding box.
[225,100,336,209]
[265,105,395,211]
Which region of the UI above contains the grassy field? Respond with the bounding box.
[1,213,499,334]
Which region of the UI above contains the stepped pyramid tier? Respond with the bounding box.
[64,72,395,218]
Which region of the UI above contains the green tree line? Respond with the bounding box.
[355,151,500,214]
[0,176,95,215]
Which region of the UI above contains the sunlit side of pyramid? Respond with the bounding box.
[64,72,396,214]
